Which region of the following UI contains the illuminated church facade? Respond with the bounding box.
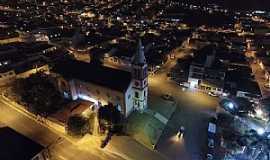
[53,40,148,117]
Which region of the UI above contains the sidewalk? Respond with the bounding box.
[0,94,70,140]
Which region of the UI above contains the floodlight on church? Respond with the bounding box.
[78,94,98,105]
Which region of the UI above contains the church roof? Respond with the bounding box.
[53,60,132,92]
[132,39,146,65]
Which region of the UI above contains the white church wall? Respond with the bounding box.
[75,80,126,115]
[124,83,134,117]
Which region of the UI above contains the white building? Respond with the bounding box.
[53,40,148,117]
[131,40,148,111]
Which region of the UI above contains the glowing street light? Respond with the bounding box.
[227,102,234,110]
[256,128,265,135]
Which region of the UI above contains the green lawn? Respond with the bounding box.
[127,112,165,149]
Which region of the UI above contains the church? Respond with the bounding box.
[52,40,148,117]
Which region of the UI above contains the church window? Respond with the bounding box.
[144,91,146,97]
[128,94,131,99]
[135,92,139,98]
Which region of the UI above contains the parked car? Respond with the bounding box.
[161,94,174,101]
[178,82,185,86]
[208,91,218,97]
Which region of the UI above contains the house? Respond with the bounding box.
[0,127,49,160]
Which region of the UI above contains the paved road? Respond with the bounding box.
[0,100,125,160]
[149,47,219,160]
[0,96,166,160]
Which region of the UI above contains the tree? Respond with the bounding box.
[98,103,123,134]
[66,115,90,137]
[13,72,66,117]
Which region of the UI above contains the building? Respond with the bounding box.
[236,80,261,103]
[52,40,148,117]
[188,46,226,95]
[131,40,148,111]
[0,126,49,160]
[0,57,49,86]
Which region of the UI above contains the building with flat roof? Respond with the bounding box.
[188,45,226,95]
[0,127,49,160]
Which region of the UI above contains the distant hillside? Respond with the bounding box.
[180,0,270,11]
[217,0,270,11]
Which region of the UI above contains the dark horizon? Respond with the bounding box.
[180,0,270,11]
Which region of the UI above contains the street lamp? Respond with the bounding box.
[256,128,265,135]
[227,102,234,110]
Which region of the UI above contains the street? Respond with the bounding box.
[0,99,126,160]
[0,95,166,160]
[149,47,219,160]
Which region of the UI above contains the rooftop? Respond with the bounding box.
[0,127,44,160]
[237,80,261,96]
[53,60,132,92]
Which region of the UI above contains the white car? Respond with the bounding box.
[178,82,185,86]
[208,91,218,97]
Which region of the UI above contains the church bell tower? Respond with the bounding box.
[132,39,148,111]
